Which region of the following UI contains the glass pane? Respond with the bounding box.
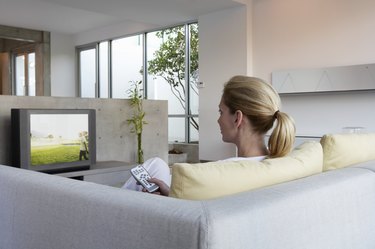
[80,48,96,98]
[147,26,186,115]
[189,116,199,142]
[169,117,185,142]
[99,42,109,98]
[28,53,36,96]
[189,23,199,115]
[15,55,25,96]
[112,35,143,99]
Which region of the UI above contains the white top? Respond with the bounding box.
[220,156,266,162]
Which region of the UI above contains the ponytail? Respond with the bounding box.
[268,111,296,158]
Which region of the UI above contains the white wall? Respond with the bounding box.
[253,0,375,76]
[50,32,76,97]
[199,0,375,159]
[73,21,158,46]
[198,6,249,161]
[253,0,375,136]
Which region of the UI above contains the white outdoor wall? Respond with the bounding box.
[198,6,249,161]
[253,0,375,136]
[50,32,76,97]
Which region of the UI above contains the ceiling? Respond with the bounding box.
[0,0,245,35]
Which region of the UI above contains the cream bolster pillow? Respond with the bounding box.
[169,141,323,200]
[320,133,375,171]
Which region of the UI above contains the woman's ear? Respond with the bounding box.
[234,110,243,128]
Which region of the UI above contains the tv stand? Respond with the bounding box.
[55,161,134,186]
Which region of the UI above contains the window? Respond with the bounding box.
[78,46,96,98]
[146,27,187,142]
[78,22,198,143]
[99,42,109,98]
[146,24,199,143]
[111,35,143,98]
[188,23,199,142]
[14,50,36,96]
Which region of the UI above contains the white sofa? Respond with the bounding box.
[1,134,375,249]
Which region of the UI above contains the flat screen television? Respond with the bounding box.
[11,108,96,174]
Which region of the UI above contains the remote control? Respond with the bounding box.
[130,165,159,193]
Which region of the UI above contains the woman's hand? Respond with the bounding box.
[142,178,170,196]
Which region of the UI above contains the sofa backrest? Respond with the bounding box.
[0,165,207,249]
[203,164,375,249]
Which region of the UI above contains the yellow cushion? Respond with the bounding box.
[169,141,323,200]
[320,133,375,171]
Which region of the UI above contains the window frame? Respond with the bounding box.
[11,45,36,96]
[77,21,198,143]
[76,43,98,98]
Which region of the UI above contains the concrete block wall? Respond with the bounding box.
[0,96,168,166]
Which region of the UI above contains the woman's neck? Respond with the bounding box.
[236,133,269,158]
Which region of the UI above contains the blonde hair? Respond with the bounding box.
[222,75,295,158]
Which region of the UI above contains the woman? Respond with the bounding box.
[122,75,296,196]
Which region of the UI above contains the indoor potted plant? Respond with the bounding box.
[127,80,147,164]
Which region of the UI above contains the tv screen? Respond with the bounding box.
[11,109,96,173]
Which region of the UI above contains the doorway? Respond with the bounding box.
[0,25,50,96]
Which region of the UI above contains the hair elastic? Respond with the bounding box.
[273,110,280,119]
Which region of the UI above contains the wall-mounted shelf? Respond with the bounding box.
[272,63,375,94]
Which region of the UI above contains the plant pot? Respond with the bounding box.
[168,153,187,166]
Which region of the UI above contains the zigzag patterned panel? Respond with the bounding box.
[272,64,375,94]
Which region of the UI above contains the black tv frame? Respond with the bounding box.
[11,108,96,174]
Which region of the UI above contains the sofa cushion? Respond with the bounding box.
[320,133,375,171]
[169,141,323,200]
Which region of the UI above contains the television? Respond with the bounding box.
[11,108,96,174]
